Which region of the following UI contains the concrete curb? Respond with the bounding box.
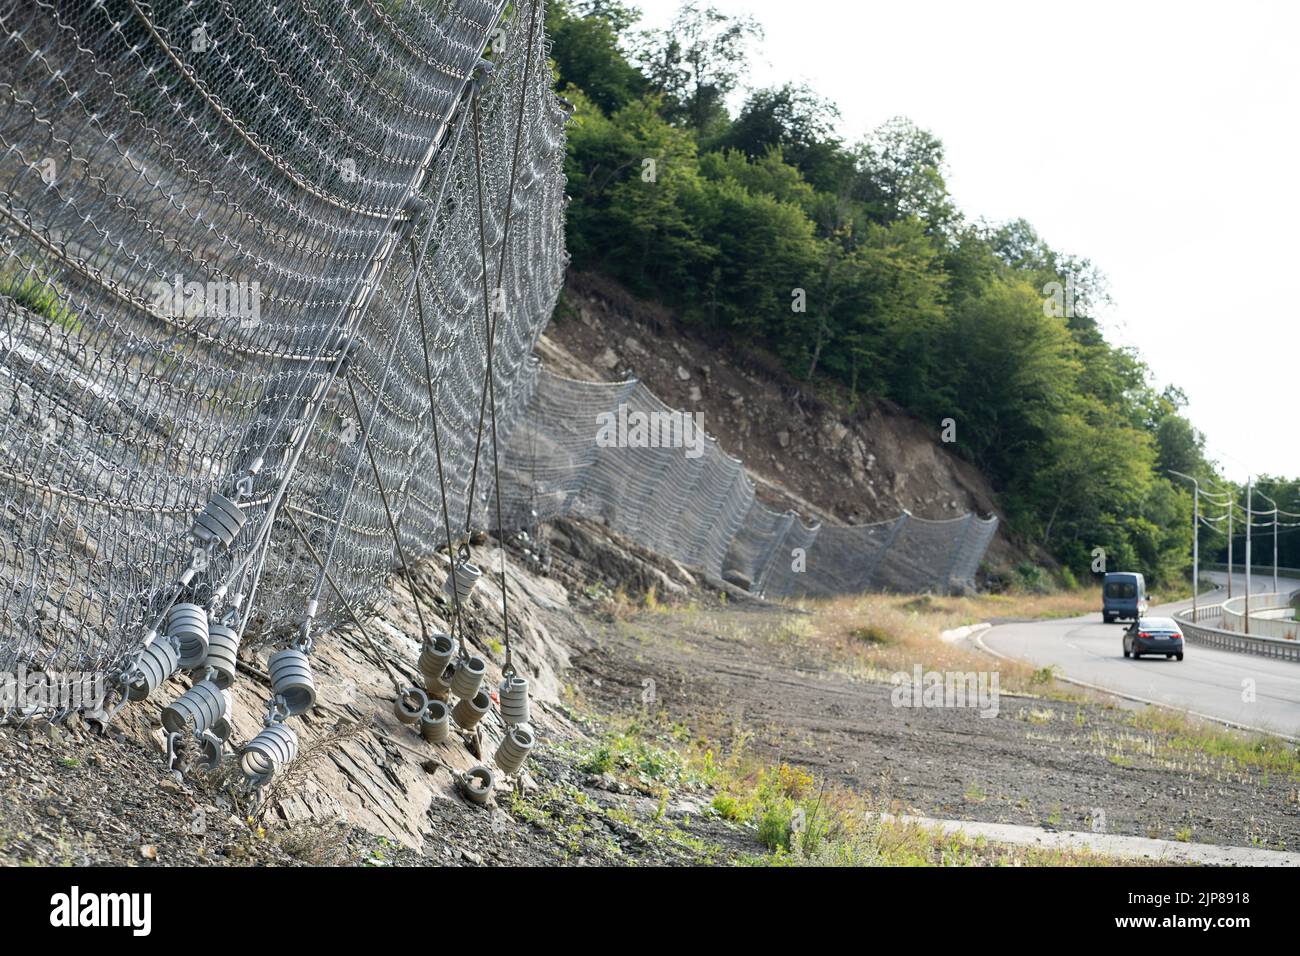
[940,622,991,644]
[887,813,1300,866]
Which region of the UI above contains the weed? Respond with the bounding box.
[1,270,81,333]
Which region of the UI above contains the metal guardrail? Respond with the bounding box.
[1175,596,1300,662]
[1220,591,1300,640]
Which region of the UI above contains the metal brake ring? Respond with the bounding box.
[265,695,291,726]
[165,731,183,771]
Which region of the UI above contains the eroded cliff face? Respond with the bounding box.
[542,272,1025,572]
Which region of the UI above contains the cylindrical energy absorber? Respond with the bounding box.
[192,493,247,550]
[441,560,482,605]
[419,699,451,744]
[240,723,299,785]
[493,724,536,776]
[449,655,486,700]
[499,675,529,726]
[426,665,453,702]
[394,686,428,725]
[267,648,317,715]
[167,603,210,669]
[418,633,457,686]
[204,619,241,689]
[452,689,491,730]
[161,679,226,736]
[210,688,235,742]
[459,764,494,805]
[127,638,182,701]
[197,730,224,771]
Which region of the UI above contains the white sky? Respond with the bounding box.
[629,0,1300,482]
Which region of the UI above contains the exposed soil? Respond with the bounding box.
[543,271,1036,573]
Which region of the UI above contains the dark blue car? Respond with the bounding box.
[1123,617,1184,661]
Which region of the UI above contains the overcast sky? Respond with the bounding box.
[630,0,1300,483]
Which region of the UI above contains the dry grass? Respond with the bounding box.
[274,818,351,865]
[782,589,1100,694]
[254,717,373,822]
[1126,707,1300,781]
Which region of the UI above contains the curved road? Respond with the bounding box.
[981,571,1300,737]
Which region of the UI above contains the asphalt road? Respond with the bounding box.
[980,571,1300,737]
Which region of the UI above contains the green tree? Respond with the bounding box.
[941,276,1081,484]
[718,84,854,192]
[547,1,646,114]
[687,176,820,341]
[828,218,948,405]
[564,91,713,295]
[635,2,762,133]
[854,117,957,234]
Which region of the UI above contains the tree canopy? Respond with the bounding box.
[544,0,1229,587]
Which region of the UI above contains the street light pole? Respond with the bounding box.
[1227,495,1233,600]
[1169,471,1200,621]
[1245,478,1252,635]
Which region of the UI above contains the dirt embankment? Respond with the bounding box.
[4,517,1290,866]
[541,272,1029,573]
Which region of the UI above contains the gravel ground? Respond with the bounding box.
[4,569,1295,865]
[567,601,1300,852]
[0,702,759,867]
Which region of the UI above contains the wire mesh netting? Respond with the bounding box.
[0,0,565,677]
[496,368,998,599]
[0,0,997,686]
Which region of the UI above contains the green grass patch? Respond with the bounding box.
[574,729,702,791]
[0,270,82,333]
[1131,708,1300,780]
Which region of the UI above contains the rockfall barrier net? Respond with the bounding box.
[495,367,998,600]
[0,0,565,676]
[0,0,996,681]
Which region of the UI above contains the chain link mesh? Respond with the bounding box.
[496,368,998,598]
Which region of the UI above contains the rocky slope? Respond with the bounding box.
[542,272,1026,572]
